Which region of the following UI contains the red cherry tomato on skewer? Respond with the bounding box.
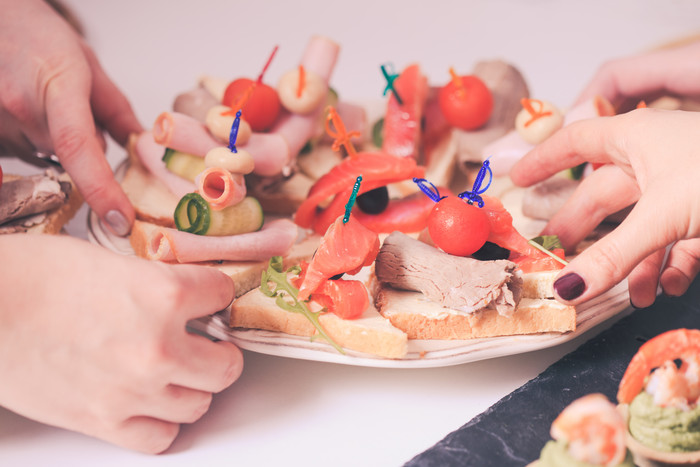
[223,78,280,132]
[428,196,490,257]
[438,69,493,130]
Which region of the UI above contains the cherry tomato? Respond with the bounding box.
[438,74,493,130]
[223,77,281,132]
[428,196,490,256]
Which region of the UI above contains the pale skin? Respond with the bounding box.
[511,38,700,307]
[0,0,244,453]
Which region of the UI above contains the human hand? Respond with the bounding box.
[510,109,700,307]
[0,0,142,235]
[575,38,700,111]
[0,234,243,453]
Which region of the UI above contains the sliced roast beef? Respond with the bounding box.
[0,170,69,227]
[375,231,522,316]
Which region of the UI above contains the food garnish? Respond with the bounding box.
[222,45,281,131]
[438,68,493,130]
[260,256,344,353]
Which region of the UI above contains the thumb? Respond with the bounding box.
[45,71,135,236]
[552,192,681,304]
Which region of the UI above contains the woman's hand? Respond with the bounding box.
[510,109,700,307]
[0,0,142,235]
[575,38,700,110]
[0,234,243,453]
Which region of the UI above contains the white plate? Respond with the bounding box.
[88,160,631,368]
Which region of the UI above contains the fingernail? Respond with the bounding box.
[104,209,130,236]
[553,273,586,301]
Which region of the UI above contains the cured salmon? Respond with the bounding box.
[381,63,429,159]
[481,195,565,272]
[294,151,425,235]
[297,214,379,302]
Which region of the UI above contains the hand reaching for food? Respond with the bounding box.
[510,109,700,308]
[0,0,142,235]
[0,234,243,453]
[574,36,700,111]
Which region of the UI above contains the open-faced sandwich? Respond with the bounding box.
[529,393,635,467]
[0,166,83,235]
[616,328,700,466]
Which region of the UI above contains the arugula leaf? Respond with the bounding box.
[530,235,563,251]
[528,236,568,267]
[260,256,345,354]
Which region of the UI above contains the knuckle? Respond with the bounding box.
[588,241,628,283]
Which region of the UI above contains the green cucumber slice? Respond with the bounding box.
[162,148,206,181]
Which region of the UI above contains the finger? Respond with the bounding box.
[168,264,236,320]
[44,70,135,235]
[135,385,213,424]
[660,238,700,297]
[82,43,142,146]
[541,166,640,251]
[101,416,180,454]
[627,249,666,309]
[552,191,678,304]
[169,337,244,393]
[510,117,624,187]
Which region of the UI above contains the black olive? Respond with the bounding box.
[356,186,389,214]
[471,241,510,261]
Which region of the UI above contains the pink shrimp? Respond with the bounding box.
[550,394,628,467]
[618,329,700,405]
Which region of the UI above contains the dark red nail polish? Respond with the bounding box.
[554,273,586,300]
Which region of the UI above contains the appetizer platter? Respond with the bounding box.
[88,35,634,368]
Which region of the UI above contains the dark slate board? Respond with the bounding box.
[405,277,700,467]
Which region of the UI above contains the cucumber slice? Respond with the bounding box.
[372,118,384,148]
[174,194,264,236]
[206,197,264,236]
[162,148,206,181]
[174,192,210,234]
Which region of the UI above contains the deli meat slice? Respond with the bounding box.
[141,218,299,263]
[375,232,523,316]
[134,131,196,198]
[0,171,69,225]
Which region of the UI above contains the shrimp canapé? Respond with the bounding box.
[549,393,628,467]
[618,328,700,410]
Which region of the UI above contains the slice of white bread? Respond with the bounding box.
[230,286,408,359]
[1,172,84,235]
[374,287,575,340]
[372,267,575,340]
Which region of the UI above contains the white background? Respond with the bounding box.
[1,1,699,465]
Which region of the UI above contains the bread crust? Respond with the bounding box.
[374,287,575,340]
[231,287,408,359]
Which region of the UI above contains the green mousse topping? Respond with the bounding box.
[629,390,700,452]
[538,440,634,467]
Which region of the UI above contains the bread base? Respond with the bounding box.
[231,287,408,359]
[374,286,575,340]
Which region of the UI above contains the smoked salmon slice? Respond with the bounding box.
[381,63,429,159]
[294,151,424,235]
[298,214,379,302]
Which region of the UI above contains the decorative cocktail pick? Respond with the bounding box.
[227,110,242,153]
[458,158,493,208]
[380,63,403,105]
[343,176,363,224]
[325,106,360,156]
[413,177,446,203]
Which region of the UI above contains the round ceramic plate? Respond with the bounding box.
[87,160,631,368]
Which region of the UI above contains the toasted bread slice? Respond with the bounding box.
[1,172,83,235]
[230,286,408,359]
[374,286,575,340]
